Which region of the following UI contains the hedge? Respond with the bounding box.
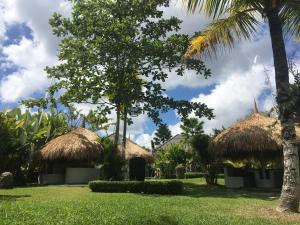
[89,180,183,195]
[184,172,224,179]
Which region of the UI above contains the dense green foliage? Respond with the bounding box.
[89,180,183,195]
[152,124,172,149]
[98,138,124,180]
[1,178,299,225]
[184,172,224,179]
[181,118,220,185]
[0,107,69,183]
[46,0,213,141]
[155,144,190,178]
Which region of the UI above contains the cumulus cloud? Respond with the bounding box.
[0,38,56,102]
[0,0,70,102]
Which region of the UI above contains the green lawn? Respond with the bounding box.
[0,178,299,225]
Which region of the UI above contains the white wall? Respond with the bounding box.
[224,166,244,188]
[65,168,100,184]
[39,174,65,185]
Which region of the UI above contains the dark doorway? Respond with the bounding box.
[129,157,146,181]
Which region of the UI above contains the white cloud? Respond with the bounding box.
[0,0,70,102]
[192,63,274,133]
[135,133,154,149]
[0,38,56,102]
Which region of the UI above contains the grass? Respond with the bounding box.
[0,178,299,225]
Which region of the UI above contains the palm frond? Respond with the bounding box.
[182,0,231,19]
[184,9,259,58]
[280,1,300,40]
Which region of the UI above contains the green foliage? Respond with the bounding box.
[181,118,205,141]
[190,134,211,164]
[98,137,124,180]
[155,144,190,178]
[286,62,300,123]
[153,124,172,149]
[46,0,213,130]
[182,0,300,57]
[89,180,183,195]
[0,107,70,183]
[184,172,224,179]
[175,164,186,179]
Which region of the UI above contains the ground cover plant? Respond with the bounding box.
[0,178,299,225]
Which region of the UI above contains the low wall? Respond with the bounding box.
[65,168,100,184]
[39,174,65,185]
[254,169,283,189]
[224,166,244,188]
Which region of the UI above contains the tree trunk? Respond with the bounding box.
[266,6,300,212]
[122,106,128,159]
[114,104,121,146]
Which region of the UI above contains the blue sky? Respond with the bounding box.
[0,0,299,147]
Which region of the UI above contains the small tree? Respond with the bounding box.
[46,0,213,149]
[153,124,172,150]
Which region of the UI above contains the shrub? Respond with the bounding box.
[175,164,185,179]
[184,172,224,179]
[155,144,189,178]
[98,137,125,180]
[89,180,183,195]
[184,172,205,178]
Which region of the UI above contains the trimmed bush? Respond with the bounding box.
[184,172,204,178]
[89,180,183,195]
[175,164,185,179]
[184,172,224,179]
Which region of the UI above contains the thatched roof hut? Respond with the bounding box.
[108,134,154,163]
[210,113,300,160]
[40,128,102,162]
[123,139,155,163]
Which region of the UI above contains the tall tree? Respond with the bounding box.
[47,0,213,150]
[153,124,172,149]
[183,0,300,212]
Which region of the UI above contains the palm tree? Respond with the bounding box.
[182,0,300,212]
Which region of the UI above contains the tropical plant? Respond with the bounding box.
[98,137,124,180]
[0,106,71,184]
[183,0,300,212]
[155,144,190,178]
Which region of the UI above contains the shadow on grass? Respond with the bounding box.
[143,215,180,225]
[0,194,31,202]
[182,182,280,201]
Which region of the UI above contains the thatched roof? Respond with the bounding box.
[210,113,300,160]
[40,128,102,161]
[108,134,155,163]
[123,139,155,163]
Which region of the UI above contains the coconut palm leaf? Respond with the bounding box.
[185,8,259,57]
[280,1,300,39]
[183,0,231,19]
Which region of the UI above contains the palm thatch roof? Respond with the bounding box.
[40,128,102,161]
[123,139,155,163]
[108,134,154,163]
[210,113,300,160]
